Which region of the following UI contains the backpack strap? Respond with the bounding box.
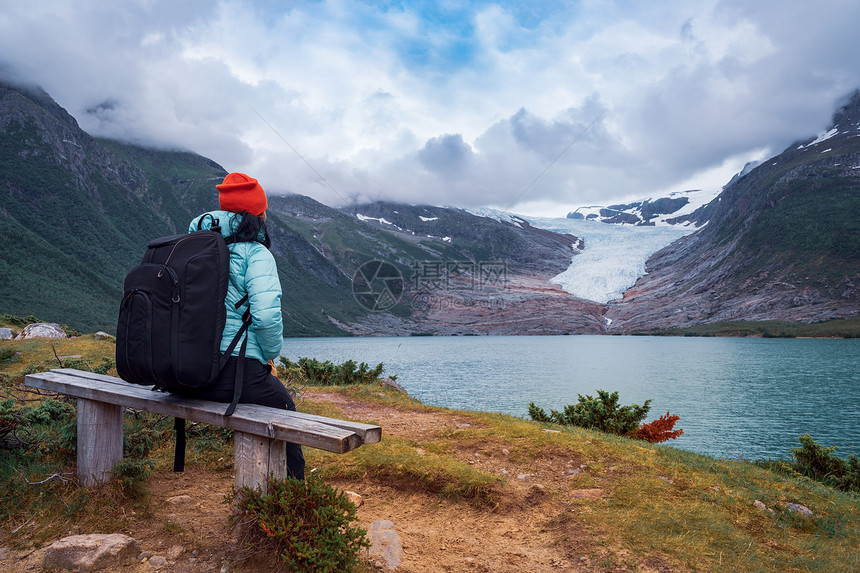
[197,213,221,232]
[220,294,250,363]
[224,305,253,417]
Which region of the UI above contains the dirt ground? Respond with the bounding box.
[2,389,676,573]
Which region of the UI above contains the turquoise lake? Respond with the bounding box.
[280,335,860,461]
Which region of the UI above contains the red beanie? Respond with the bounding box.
[217,172,268,216]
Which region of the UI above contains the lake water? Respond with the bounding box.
[280,335,860,461]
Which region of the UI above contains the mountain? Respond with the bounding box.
[565,188,720,227]
[2,80,856,337]
[605,92,860,330]
[336,202,604,334]
[0,81,223,332]
[271,198,605,335]
[1,81,600,336]
[0,81,365,335]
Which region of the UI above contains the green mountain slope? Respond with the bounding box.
[0,85,201,331]
[0,81,361,336]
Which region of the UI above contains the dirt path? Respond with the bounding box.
[4,389,674,572]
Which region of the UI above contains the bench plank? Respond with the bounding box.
[52,369,383,445]
[25,371,365,454]
[50,369,382,444]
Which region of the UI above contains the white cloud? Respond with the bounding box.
[1,0,858,216]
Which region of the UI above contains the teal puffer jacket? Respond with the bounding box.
[188,211,283,364]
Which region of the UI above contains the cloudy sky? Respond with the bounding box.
[2,0,859,216]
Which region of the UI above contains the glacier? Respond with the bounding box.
[471,208,696,303]
[527,217,694,303]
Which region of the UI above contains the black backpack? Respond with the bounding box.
[116,214,251,470]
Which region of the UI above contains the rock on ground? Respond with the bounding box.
[16,323,67,339]
[43,533,139,571]
[367,520,402,571]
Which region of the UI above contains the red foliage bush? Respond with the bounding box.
[636,412,684,443]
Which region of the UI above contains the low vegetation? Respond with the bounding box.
[230,473,370,573]
[278,356,387,386]
[757,434,860,494]
[528,389,684,444]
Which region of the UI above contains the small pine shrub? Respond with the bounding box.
[527,402,551,423]
[528,390,652,436]
[14,398,77,462]
[636,412,684,443]
[231,473,370,572]
[791,434,860,493]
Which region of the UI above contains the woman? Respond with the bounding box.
[188,172,304,479]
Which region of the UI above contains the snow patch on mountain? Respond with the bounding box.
[356,213,401,229]
[566,188,720,227]
[797,128,838,149]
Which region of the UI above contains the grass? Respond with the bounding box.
[2,334,858,571]
[595,446,858,571]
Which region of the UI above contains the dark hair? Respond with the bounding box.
[228,210,271,249]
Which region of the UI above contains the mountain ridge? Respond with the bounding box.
[1,80,857,336]
[605,91,860,330]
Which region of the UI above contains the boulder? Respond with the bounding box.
[379,377,407,393]
[0,328,15,340]
[44,533,139,571]
[367,520,402,571]
[16,323,67,339]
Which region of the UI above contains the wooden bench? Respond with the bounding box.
[24,368,381,491]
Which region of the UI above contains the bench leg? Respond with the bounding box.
[234,431,287,494]
[77,399,123,488]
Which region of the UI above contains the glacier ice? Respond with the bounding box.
[527,216,694,303]
[471,208,696,304]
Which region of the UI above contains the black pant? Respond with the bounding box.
[192,356,305,480]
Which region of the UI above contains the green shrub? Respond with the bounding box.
[0,398,78,463]
[0,313,40,328]
[0,347,19,366]
[791,433,860,493]
[231,472,370,572]
[279,356,386,386]
[528,390,652,436]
